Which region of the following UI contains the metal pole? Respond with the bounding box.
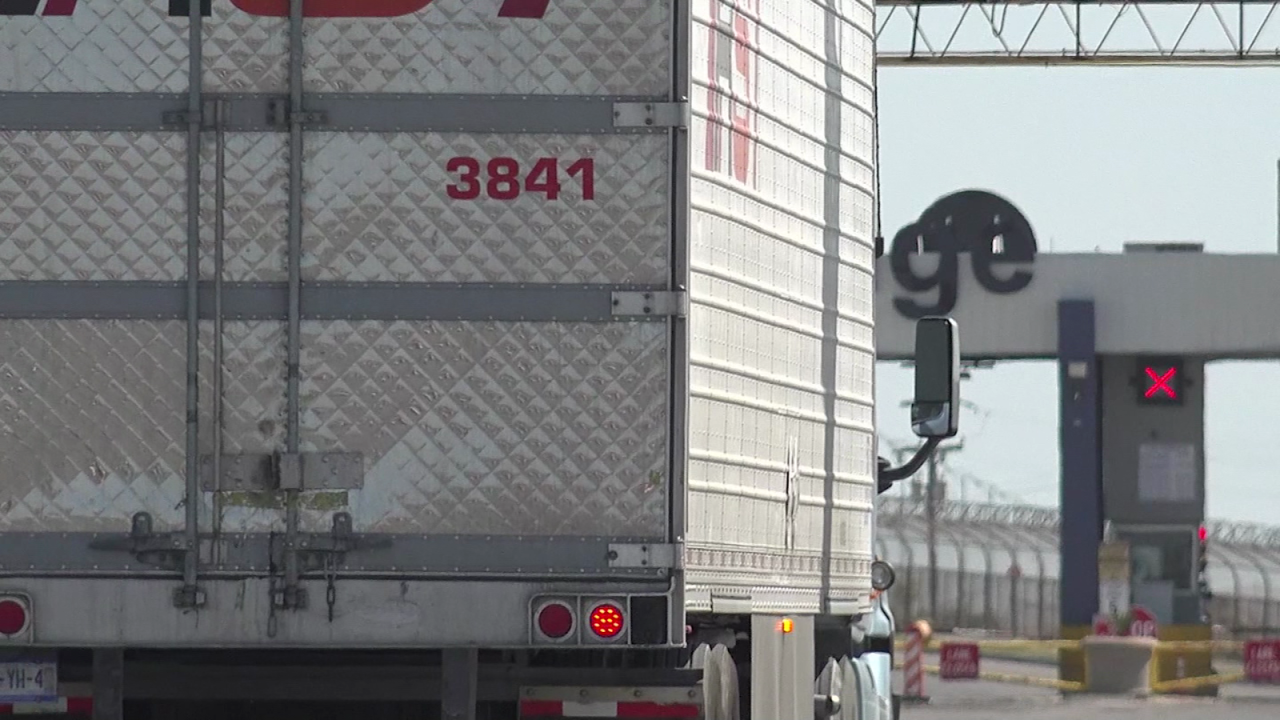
[923,441,965,625]
[212,99,226,564]
[926,451,939,623]
[282,0,304,608]
[180,0,205,607]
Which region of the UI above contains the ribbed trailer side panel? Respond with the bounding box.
[684,0,879,615]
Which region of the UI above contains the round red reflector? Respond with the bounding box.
[0,599,27,636]
[588,603,624,639]
[537,603,574,639]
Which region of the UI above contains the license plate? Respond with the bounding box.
[0,661,58,702]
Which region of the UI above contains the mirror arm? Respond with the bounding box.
[877,437,942,489]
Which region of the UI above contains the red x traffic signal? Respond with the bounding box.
[1136,357,1184,405]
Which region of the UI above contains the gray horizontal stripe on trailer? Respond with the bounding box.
[0,532,671,576]
[0,282,668,322]
[0,92,671,134]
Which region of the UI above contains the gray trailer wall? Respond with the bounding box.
[682,0,879,615]
[0,0,682,647]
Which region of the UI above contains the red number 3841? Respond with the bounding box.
[446,157,595,202]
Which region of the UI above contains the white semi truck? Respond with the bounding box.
[0,1,958,718]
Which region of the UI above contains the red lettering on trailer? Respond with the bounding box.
[231,0,431,17]
[42,0,77,15]
[1,0,553,19]
[498,0,551,18]
[5,1,214,18]
[0,0,71,16]
[704,0,758,187]
[446,157,596,201]
[235,0,555,19]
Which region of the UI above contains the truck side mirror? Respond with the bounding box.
[910,317,959,439]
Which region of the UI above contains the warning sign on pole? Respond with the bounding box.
[1245,639,1280,684]
[939,642,980,680]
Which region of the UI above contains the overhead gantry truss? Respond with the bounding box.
[876,0,1280,66]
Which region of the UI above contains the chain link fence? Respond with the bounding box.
[877,496,1280,637]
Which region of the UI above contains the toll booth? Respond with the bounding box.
[1102,355,1206,627]
[871,195,1269,692]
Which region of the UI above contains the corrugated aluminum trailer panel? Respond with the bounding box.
[0,0,878,646]
[682,0,879,616]
[1,1,671,95]
[0,0,685,647]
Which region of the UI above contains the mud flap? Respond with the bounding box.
[692,643,740,720]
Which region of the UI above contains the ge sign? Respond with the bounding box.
[886,190,1038,319]
[1137,357,1184,405]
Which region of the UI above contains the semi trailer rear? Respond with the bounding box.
[0,1,957,718]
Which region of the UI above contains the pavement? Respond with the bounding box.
[893,652,1280,719]
[905,696,1280,720]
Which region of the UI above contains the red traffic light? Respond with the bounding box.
[1144,366,1176,399]
[1136,358,1184,405]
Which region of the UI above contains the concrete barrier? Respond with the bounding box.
[1080,636,1158,695]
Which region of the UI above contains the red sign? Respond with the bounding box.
[1128,606,1158,638]
[1093,607,1158,637]
[1245,639,1280,684]
[939,642,980,680]
[1092,614,1115,637]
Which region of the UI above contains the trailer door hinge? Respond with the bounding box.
[607,542,682,569]
[611,290,688,318]
[613,101,689,129]
[162,99,220,129]
[291,512,392,573]
[267,97,328,129]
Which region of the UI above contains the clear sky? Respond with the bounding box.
[872,66,1280,524]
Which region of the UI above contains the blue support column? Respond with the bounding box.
[1058,300,1102,630]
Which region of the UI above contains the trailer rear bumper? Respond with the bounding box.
[0,577,681,649]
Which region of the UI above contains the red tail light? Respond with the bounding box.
[588,602,625,639]
[0,597,30,637]
[535,601,575,640]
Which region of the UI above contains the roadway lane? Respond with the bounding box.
[892,654,1061,712]
[894,652,1280,718]
[908,695,1280,720]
